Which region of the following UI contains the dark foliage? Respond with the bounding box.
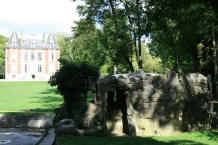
[49,59,99,125]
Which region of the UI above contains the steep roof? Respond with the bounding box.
[8,31,21,46]
[45,33,58,45]
[6,31,59,49]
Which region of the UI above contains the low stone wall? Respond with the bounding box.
[0,114,54,128]
[94,71,212,136]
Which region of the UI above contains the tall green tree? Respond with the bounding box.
[77,0,135,72]
[57,19,106,70]
[0,35,7,76]
[146,0,218,97]
[56,32,73,61]
[120,0,147,69]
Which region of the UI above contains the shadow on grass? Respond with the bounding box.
[56,136,207,145]
[29,88,63,113]
[39,88,59,95]
[200,131,218,142]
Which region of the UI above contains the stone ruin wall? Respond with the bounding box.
[94,71,213,136]
[0,114,54,128]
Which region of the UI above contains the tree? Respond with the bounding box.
[57,19,107,70]
[146,0,218,97]
[56,32,74,61]
[49,60,99,125]
[120,0,147,69]
[77,0,135,72]
[0,35,7,76]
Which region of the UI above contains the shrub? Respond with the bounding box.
[49,60,99,126]
[0,74,4,79]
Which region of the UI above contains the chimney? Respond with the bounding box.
[20,31,23,43]
[42,32,45,43]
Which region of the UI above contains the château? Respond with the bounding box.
[5,31,60,80]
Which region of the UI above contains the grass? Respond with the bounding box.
[56,131,218,145]
[0,81,63,114]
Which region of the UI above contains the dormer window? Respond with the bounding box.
[31,42,36,47]
[12,41,16,46]
[50,42,54,48]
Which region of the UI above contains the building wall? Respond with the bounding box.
[5,47,60,81]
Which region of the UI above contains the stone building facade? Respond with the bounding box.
[5,31,60,80]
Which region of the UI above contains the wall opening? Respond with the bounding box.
[116,89,129,135]
[31,74,35,79]
[106,90,118,120]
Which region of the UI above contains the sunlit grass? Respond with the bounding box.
[0,81,63,114]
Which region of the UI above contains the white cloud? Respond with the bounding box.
[0,0,83,36]
[0,27,10,36]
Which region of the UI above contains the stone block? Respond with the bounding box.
[0,115,54,128]
[83,103,97,128]
[98,84,117,92]
[97,75,117,85]
[28,117,53,128]
[129,76,143,90]
[117,75,131,89]
[153,74,167,85]
[106,119,123,134]
[55,119,76,135]
[133,118,181,136]
[142,76,153,86]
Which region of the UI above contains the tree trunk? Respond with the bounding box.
[136,0,143,69]
[163,60,166,74]
[133,32,139,61]
[216,43,218,98]
[138,36,142,69]
[109,0,119,35]
[173,55,179,72]
[212,28,218,98]
[182,31,201,72]
[121,0,139,66]
[191,46,201,73]
[109,0,134,72]
[125,56,134,73]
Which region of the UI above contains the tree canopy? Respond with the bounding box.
[0,35,7,76]
[59,0,217,97]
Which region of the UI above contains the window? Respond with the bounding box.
[50,52,54,61]
[52,53,54,61]
[11,50,17,60]
[25,52,28,60]
[25,64,28,72]
[12,41,16,46]
[50,42,54,48]
[31,53,35,60]
[38,53,42,60]
[38,64,42,72]
[31,42,36,47]
[12,63,17,73]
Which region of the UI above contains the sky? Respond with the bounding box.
[0,0,83,39]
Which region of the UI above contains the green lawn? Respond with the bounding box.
[0,81,63,114]
[56,131,218,145]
